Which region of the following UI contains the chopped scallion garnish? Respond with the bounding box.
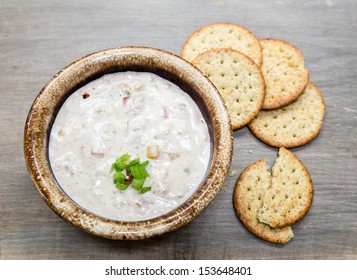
[110,154,151,194]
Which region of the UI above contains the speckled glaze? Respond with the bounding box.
[24,46,233,240]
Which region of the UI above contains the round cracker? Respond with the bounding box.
[257,148,314,228]
[192,48,265,130]
[260,38,309,110]
[181,22,262,66]
[233,159,294,244]
[248,82,325,148]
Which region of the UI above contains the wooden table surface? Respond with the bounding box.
[1,0,356,260]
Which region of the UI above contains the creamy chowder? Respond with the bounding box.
[49,72,211,221]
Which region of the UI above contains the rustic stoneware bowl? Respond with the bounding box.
[24,46,233,240]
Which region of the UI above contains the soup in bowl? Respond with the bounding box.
[24,46,233,239]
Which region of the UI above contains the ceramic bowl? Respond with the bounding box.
[24,46,233,240]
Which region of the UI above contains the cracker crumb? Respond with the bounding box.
[229,170,237,177]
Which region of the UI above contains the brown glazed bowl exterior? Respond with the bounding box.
[24,46,233,240]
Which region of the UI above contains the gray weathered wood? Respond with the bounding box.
[1,0,356,259]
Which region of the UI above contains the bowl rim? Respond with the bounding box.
[24,46,233,240]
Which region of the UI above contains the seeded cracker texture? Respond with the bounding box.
[192,48,265,130]
[181,22,262,66]
[260,38,309,110]
[248,82,325,148]
[257,148,313,229]
[233,159,294,244]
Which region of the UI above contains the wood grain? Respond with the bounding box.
[1,0,356,259]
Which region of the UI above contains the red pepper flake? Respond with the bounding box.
[91,148,104,158]
[123,96,130,105]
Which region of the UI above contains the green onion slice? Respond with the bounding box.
[140,186,152,194]
[132,178,145,191]
[128,164,150,179]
